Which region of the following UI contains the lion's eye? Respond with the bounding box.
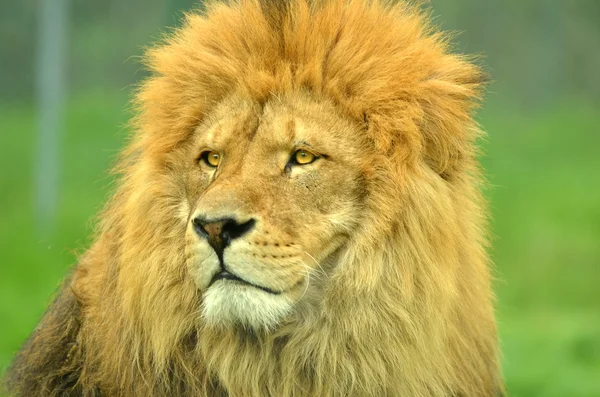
[200,151,221,167]
[293,150,317,165]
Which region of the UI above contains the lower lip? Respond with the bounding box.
[212,272,244,283]
[209,272,281,295]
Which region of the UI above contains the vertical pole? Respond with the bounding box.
[35,0,69,235]
[537,0,564,107]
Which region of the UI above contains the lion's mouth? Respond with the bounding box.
[209,271,282,295]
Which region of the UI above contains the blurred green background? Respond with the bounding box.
[1,1,599,396]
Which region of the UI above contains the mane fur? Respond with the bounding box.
[4,0,502,395]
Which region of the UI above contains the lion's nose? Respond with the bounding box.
[192,217,256,256]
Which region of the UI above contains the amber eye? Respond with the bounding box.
[293,150,317,165]
[200,151,221,167]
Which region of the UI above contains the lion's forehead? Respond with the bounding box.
[195,94,365,164]
[198,100,260,149]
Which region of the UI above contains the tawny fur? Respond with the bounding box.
[4,0,503,396]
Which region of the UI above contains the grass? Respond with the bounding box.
[480,102,600,396]
[0,93,599,396]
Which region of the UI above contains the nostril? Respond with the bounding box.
[223,218,256,241]
[192,217,210,238]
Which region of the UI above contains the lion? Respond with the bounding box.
[3,0,503,396]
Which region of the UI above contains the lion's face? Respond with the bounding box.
[183,93,369,330]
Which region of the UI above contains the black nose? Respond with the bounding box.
[192,217,256,256]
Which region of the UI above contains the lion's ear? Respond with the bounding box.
[418,57,487,180]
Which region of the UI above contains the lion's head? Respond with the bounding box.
[5,0,502,396]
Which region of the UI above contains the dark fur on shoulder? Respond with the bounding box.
[4,280,86,396]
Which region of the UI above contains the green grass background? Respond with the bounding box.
[0,93,599,396]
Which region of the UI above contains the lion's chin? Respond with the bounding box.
[202,281,295,331]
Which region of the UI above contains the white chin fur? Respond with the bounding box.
[202,281,294,331]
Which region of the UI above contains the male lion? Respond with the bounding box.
[4,0,503,396]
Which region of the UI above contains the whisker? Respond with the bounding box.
[302,250,327,277]
[296,265,311,302]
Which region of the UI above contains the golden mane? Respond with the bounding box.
[4,0,502,396]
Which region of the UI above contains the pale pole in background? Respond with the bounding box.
[35,0,69,235]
